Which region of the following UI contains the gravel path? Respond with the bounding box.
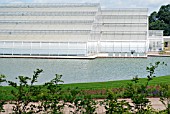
[2,98,166,114]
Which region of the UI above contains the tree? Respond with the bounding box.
[149,20,168,30]
[149,4,170,36]
[158,4,170,24]
[149,11,158,23]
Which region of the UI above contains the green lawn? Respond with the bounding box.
[1,75,170,91]
[1,75,170,100]
[62,75,170,90]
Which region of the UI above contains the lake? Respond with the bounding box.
[0,57,170,85]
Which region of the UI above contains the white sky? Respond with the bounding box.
[0,0,169,14]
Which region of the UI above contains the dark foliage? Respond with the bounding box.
[149,4,170,36]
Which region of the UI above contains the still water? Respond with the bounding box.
[0,57,170,85]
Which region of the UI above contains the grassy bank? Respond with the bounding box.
[1,75,170,100]
[1,75,170,91]
[62,75,170,90]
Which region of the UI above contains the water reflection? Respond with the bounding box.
[0,57,169,85]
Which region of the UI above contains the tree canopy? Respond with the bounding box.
[149,4,170,36]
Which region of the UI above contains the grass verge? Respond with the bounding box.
[62,75,170,90]
[1,75,170,100]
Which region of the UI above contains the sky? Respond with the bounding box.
[0,0,169,14]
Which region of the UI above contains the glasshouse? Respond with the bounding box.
[0,3,150,57]
[148,30,164,52]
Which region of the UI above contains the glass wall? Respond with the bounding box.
[100,41,146,53]
[0,4,149,57]
[148,30,163,52]
[0,41,87,56]
[94,8,148,57]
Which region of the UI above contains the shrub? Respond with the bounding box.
[8,69,43,113]
[0,74,6,112]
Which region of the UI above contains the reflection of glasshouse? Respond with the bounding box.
[0,3,150,57]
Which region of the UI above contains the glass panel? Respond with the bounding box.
[20,49,31,55]
[41,42,49,49]
[32,42,40,49]
[130,47,137,51]
[138,42,145,47]
[122,47,130,52]
[58,50,68,55]
[0,42,4,48]
[122,42,129,48]
[4,42,13,48]
[114,47,121,52]
[77,43,86,49]
[31,49,40,55]
[39,49,49,55]
[13,42,22,48]
[49,49,59,55]
[3,48,12,54]
[100,42,106,47]
[67,50,77,55]
[130,42,138,47]
[13,49,21,55]
[114,42,121,48]
[0,48,3,54]
[59,43,68,49]
[105,42,113,48]
[69,43,77,49]
[49,42,59,49]
[23,42,31,49]
[77,50,86,55]
[138,48,145,52]
[105,47,113,52]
